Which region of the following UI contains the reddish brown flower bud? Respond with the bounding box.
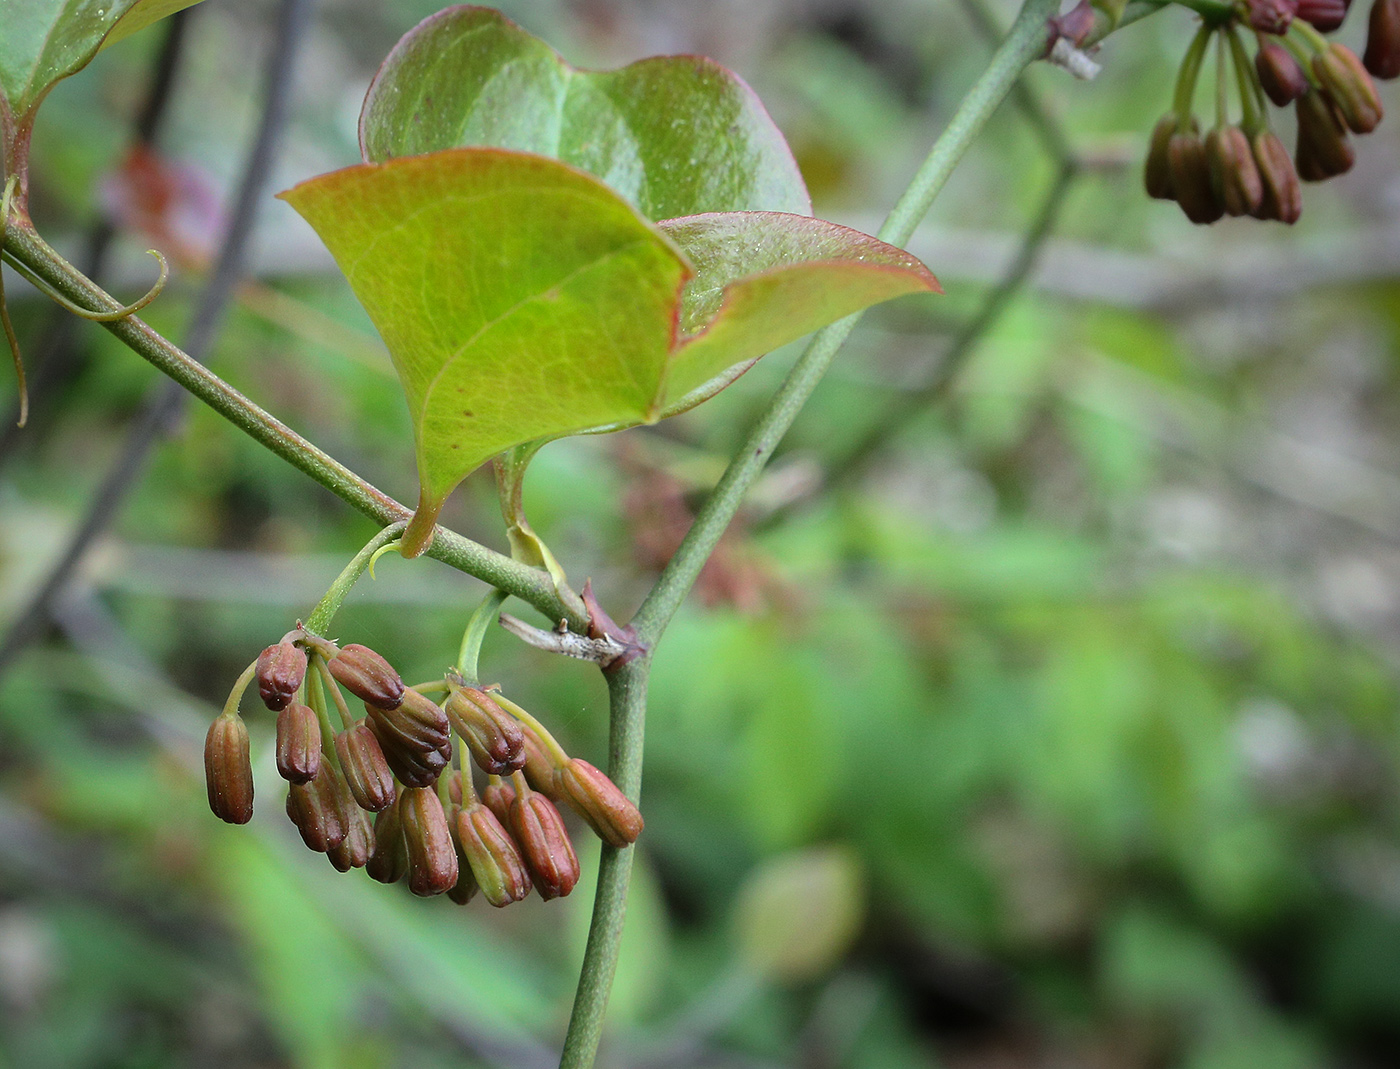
[455,802,532,906]
[400,786,458,896]
[1366,0,1400,77]
[366,793,408,884]
[366,688,450,753]
[1251,129,1304,222]
[1167,125,1225,224]
[1296,88,1356,179]
[334,720,396,812]
[366,716,450,788]
[1298,0,1351,31]
[328,644,404,709]
[257,640,307,710]
[1248,0,1299,34]
[508,782,580,900]
[1206,125,1264,216]
[205,714,254,824]
[556,759,644,848]
[1314,42,1384,131]
[328,807,374,872]
[1144,115,1178,200]
[482,778,516,826]
[286,767,348,852]
[275,702,321,784]
[1256,39,1310,105]
[444,687,526,776]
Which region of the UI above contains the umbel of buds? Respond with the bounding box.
[1145,6,1387,225]
[205,625,643,913]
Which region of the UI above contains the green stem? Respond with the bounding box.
[1173,23,1214,125]
[303,524,405,635]
[1228,26,1265,132]
[558,3,1061,1068]
[0,218,588,633]
[316,657,355,732]
[221,661,258,719]
[304,656,341,760]
[1215,30,1228,127]
[457,587,509,682]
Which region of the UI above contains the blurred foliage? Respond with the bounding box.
[4,0,1400,1067]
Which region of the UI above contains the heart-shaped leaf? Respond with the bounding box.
[0,0,203,121]
[357,5,810,221]
[281,149,937,551]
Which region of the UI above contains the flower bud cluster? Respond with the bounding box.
[203,629,643,910]
[1145,1,1394,225]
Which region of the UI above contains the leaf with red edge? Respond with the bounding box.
[280,149,938,549]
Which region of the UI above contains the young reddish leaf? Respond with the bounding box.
[358,5,811,221]
[0,0,203,120]
[657,212,942,415]
[281,149,938,546]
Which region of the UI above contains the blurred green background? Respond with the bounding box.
[4,0,1400,1066]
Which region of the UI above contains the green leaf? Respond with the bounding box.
[0,0,203,121]
[281,149,937,542]
[358,4,811,221]
[281,149,692,518]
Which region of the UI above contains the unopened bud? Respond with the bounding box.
[400,786,459,896]
[286,767,348,852]
[366,792,408,884]
[556,759,644,848]
[482,778,516,826]
[275,702,321,784]
[1206,126,1264,216]
[365,716,449,787]
[1366,0,1400,78]
[455,802,533,906]
[328,807,374,872]
[444,687,526,775]
[328,644,405,709]
[1252,129,1304,222]
[508,783,580,900]
[1256,39,1310,105]
[334,720,396,812]
[205,714,254,824]
[1167,125,1225,224]
[257,640,307,710]
[1144,115,1178,200]
[1298,0,1351,31]
[1296,88,1356,179]
[1314,42,1384,132]
[1248,0,1299,34]
[366,688,450,753]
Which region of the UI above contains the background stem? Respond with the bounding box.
[557,3,1062,1067]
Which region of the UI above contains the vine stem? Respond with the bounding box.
[0,221,588,636]
[557,2,1062,1067]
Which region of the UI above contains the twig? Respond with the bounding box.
[0,10,190,468]
[0,0,317,678]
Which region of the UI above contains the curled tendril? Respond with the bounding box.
[1,174,26,427]
[1,246,169,322]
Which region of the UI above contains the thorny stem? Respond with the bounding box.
[558,2,1065,1067]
